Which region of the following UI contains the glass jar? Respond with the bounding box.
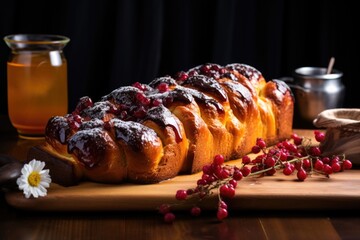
[4,34,70,139]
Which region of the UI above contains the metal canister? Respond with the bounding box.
[285,67,345,122]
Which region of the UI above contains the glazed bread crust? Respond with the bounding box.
[32,63,294,185]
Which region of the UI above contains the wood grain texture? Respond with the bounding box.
[5,129,360,212]
[2,127,360,240]
[5,169,360,211]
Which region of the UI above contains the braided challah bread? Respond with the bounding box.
[28,63,294,186]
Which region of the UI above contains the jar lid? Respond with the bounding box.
[4,34,70,51]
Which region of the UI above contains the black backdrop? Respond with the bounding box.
[1,0,359,128]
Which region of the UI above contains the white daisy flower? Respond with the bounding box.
[16,159,52,198]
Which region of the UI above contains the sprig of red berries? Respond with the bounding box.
[158,130,353,223]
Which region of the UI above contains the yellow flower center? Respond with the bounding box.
[28,172,41,187]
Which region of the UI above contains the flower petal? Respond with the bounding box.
[31,159,44,172]
[40,181,50,188]
[30,187,39,198]
[21,164,31,175]
[17,159,51,199]
[24,191,31,199]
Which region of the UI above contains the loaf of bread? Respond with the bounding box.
[28,63,294,186]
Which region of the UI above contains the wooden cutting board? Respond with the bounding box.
[5,169,360,211]
[5,129,360,211]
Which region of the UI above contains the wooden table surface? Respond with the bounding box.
[1,115,360,240]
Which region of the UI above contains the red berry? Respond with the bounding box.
[68,114,82,130]
[343,159,352,170]
[163,96,173,106]
[291,133,303,145]
[283,166,293,175]
[197,178,207,186]
[190,206,201,216]
[314,131,326,142]
[229,179,237,188]
[199,191,207,199]
[157,83,169,93]
[175,190,187,200]
[331,156,340,164]
[220,184,235,199]
[264,156,276,167]
[200,65,211,74]
[133,106,147,118]
[256,138,267,149]
[202,164,212,175]
[219,68,227,74]
[213,154,225,166]
[233,170,243,181]
[266,168,277,176]
[158,204,171,214]
[290,133,298,139]
[177,72,189,81]
[294,161,302,170]
[314,130,321,135]
[297,168,307,181]
[322,157,330,164]
[310,146,322,156]
[164,212,175,223]
[289,163,295,172]
[268,149,277,156]
[242,155,251,164]
[201,173,215,184]
[314,159,324,171]
[217,207,228,221]
[252,145,261,154]
[302,158,311,169]
[73,96,93,114]
[217,169,230,179]
[211,163,222,177]
[188,70,197,77]
[201,173,210,180]
[255,154,265,164]
[210,64,220,71]
[136,92,150,106]
[186,188,194,195]
[323,164,333,175]
[286,143,298,153]
[251,165,260,173]
[152,99,162,107]
[279,150,289,161]
[219,200,228,209]
[132,82,147,91]
[240,166,251,177]
[331,162,341,172]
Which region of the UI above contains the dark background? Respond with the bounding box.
[1,0,359,128]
